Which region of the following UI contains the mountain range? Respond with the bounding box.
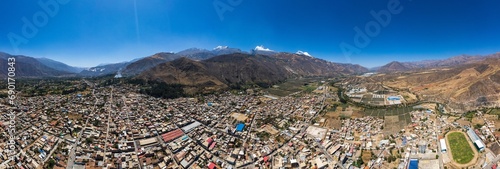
[35,58,85,73]
[371,53,500,111]
[2,48,497,78]
[376,55,486,72]
[82,46,249,77]
[0,46,369,77]
[0,52,72,78]
[137,52,367,93]
[2,46,500,99]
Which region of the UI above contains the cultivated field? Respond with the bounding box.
[488,108,500,117]
[265,77,324,96]
[447,132,475,164]
[364,107,412,122]
[360,94,385,106]
[364,107,413,134]
[384,116,403,134]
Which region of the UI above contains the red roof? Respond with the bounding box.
[208,162,216,169]
[209,142,216,150]
[263,156,269,162]
[161,129,184,142]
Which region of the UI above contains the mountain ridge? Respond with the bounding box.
[2,48,498,79]
[137,52,368,94]
[35,57,85,73]
[376,53,500,111]
[0,52,73,78]
[376,54,490,73]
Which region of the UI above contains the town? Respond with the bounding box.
[1,78,500,169]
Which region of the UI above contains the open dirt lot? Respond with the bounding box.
[306,126,328,140]
[323,119,341,129]
[362,150,373,164]
[324,110,340,118]
[471,117,485,126]
[400,91,418,103]
[68,113,83,120]
[262,125,279,135]
[231,113,248,122]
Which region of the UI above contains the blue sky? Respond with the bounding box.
[1,0,499,68]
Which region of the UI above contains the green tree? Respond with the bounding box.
[47,159,56,169]
[85,137,94,144]
[354,158,364,167]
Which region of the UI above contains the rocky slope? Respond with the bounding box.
[137,53,368,93]
[379,53,500,111]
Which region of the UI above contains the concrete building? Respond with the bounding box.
[467,127,485,151]
[439,139,447,152]
[418,140,427,154]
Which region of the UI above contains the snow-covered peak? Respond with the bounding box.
[296,50,312,57]
[254,45,273,52]
[214,46,228,50]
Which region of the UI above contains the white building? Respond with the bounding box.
[439,139,447,152]
[474,140,485,151]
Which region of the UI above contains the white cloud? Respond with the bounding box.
[296,50,312,57]
[254,45,273,51]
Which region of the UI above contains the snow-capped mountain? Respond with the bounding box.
[296,50,313,57]
[252,45,277,55]
[79,62,130,76]
[212,46,246,55]
[176,46,246,60]
[254,45,273,52]
[0,46,369,78]
[214,46,228,50]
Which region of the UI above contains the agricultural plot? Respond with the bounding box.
[384,116,402,134]
[365,107,413,134]
[488,108,500,116]
[265,77,324,96]
[364,107,413,121]
[360,94,385,106]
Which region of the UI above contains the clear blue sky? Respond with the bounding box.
[1,0,499,68]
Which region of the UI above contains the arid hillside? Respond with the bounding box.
[379,54,500,111]
[138,53,368,94]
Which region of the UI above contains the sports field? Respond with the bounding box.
[447,132,475,164]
